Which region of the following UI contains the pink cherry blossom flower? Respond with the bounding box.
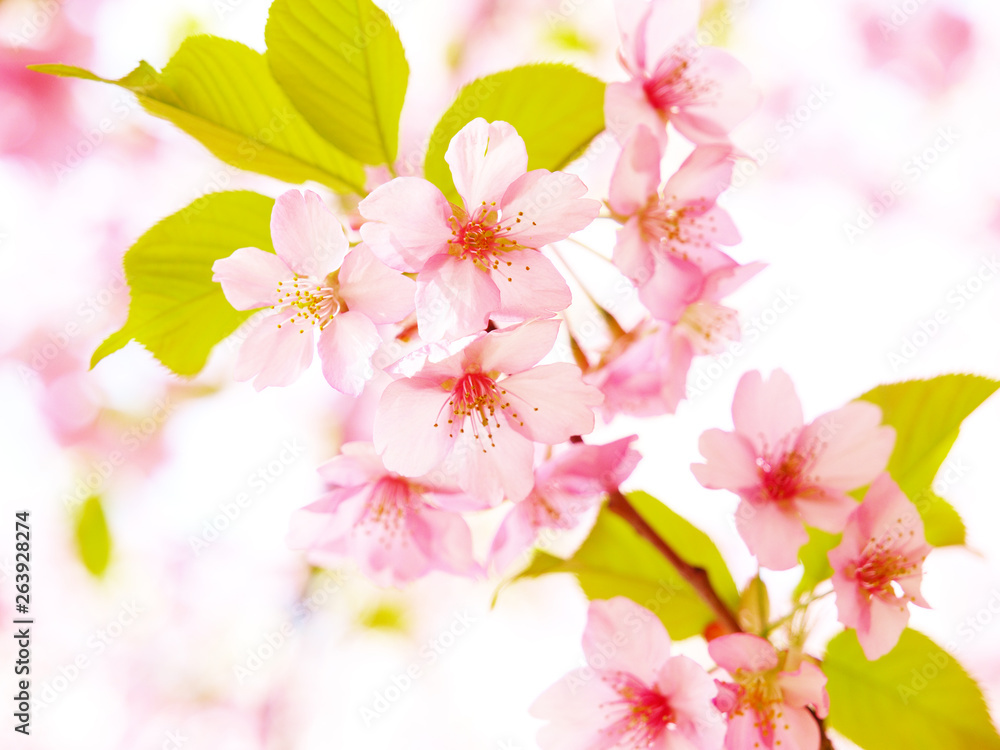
[287,442,479,586]
[828,472,932,660]
[609,126,758,323]
[606,0,758,146]
[212,190,414,394]
[373,320,603,505]
[532,597,726,750]
[691,369,896,570]
[709,633,829,750]
[489,436,640,571]
[358,118,599,341]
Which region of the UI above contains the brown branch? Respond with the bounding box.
[605,489,741,635]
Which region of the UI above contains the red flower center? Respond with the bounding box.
[602,673,677,746]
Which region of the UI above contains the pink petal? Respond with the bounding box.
[637,255,705,322]
[338,244,416,324]
[271,190,348,276]
[453,417,536,504]
[604,79,667,146]
[583,597,671,683]
[213,246,293,310]
[777,662,828,716]
[856,473,926,545]
[802,401,895,491]
[415,254,501,341]
[708,633,778,675]
[830,565,866,632]
[502,363,603,444]
[662,145,736,205]
[317,442,386,486]
[691,429,760,492]
[287,490,367,551]
[373,377,455,477]
[420,507,478,577]
[704,260,765,300]
[794,489,857,533]
[551,436,641,490]
[358,177,454,271]
[735,498,808,570]
[672,48,759,144]
[723,712,767,750]
[860,595,910,660]
[493,249,572,320]
[317,311,381,396]
[531,669,619,749]
[470,319,561,375]
[640,2,699,72]
[656,654,721,724]
[609,125,661,216]
[501,169,600,246]
[731,369,805,452]
[613,216,656,285]
[614,0,654,73]
[489,502,538,572]
[772,706,821,750]
[233,309,314,390]
[446,118,528,211]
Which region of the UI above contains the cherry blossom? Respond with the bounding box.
[709,633,829,750]
[828,472,932,660]
[532,597,726,750]
[691,369,896,570]
[609,126,760,322]
[373,320,603,505]
[489,436,640,571]
[287,442,479,586]
[359,118,599,341]
[605,0,758,146]
[212,190,414,393]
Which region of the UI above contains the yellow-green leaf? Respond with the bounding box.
[514,491,737,640]
[92,191,275,375]
[32,36,366,193]
[266,0,408,165]
[75,496,112,577]
[423,64,606,202]
[825,629,1000,750]
[857,375,999,546]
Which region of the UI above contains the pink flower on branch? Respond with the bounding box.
[828,473,932,660]
[373,320,603,505]
[692,369,895,570]
[709,633,829,750]
[609,126,761,323]
[606,0,758,146]
[489,436,641,571]
[213,190,414,393]
[532,597,726,750]
[287,442,479,587]
[359,118,600,341]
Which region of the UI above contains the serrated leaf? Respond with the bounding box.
[266,0,408,166]
[825,629,1000,750]
[32,36,366,193]
[92,191,275,374]
[423,64,606,202]
[514,491,737,640]
[857,375,999,546]
[75,496,111,577]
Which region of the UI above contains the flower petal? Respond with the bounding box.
[469,319,561,374]
[446,118,528,211]
[271,189,348,276]
[374,377,455,477]
[802,401,895,491]
[358,177,454,271]
[708,633,778,675]
[735,497,808,570]
[212,246,294,310]
[494,249,572,320]
[233,308,314,389]
[415,254,501,341]
[583,597,671,682]
[317,311,381,396]
[691,429,760,492]
[501,169,600,247]
[604,79,667,145]
[338,244,416,324]
[609,125,662,216]
[732,369,805,452]
[502,363,603,444]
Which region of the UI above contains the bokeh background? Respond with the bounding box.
[1,0,999,747]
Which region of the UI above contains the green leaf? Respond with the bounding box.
[32,36,366,193]
[825,629,1000,750]
[423,64,606,202]
[514,491,737,640]
[794,527,840,597]
[93,191,275,374]
[266,0,408,166]
[75,496,112,577]
[857,375,999,546]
